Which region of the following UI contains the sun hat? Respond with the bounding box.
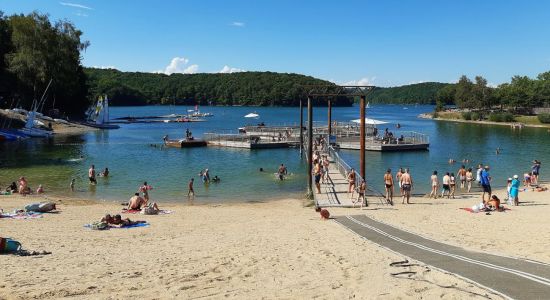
[513,175,519,179]
[507,178,512,181]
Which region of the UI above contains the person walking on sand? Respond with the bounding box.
[347,168,356,194]
[188,178,195,197]
[396,168,404,197]
[88,165,97,185]
[357,179,366,207]
[466,168,473,192]
[400,168,413,204]
[457,165,466,189]
[441,172,451,198]
[430,171,439,198]
[510,174,520,206]
[480,166,492,204]
[384,169,394,205]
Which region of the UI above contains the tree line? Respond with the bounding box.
[367,82,450,104]
[0,11,89,117]
[84,68,352,107]
[436,72,550,111]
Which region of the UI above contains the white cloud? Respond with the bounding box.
[341,76,376,86]
[219,65,244,73]
[60,2,93,10]
[230,21,245,27]
[92,65,116,69]
[75,11,88,17]
[159,57,199,75]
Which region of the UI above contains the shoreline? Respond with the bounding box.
[418,112,550,129]
[1,109,98,136]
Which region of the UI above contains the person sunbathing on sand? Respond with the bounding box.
[111,214,146,227]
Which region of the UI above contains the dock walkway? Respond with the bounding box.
[312,146,388,208]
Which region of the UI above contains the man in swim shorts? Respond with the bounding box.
[400,168,413,204]
[278,163,288,180]
[88,165,97,185]
[128,193,146,210]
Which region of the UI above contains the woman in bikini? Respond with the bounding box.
[429,171,439,198]
[449,172,456,199]
[384,169,394,205]
[347,168,356,196]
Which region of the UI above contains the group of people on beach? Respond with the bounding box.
[4,177,44,196]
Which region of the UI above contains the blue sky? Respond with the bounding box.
[2,0,550,86]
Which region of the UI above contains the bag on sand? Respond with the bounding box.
[89,222,109,230]
[142,205,159,215]
[0,237,22,253]
[25,202,56,213]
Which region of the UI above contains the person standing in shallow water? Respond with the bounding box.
[187,178,195,197]
[88,165,97,185]
[457,165,466,189]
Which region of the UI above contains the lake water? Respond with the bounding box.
[1,105,548,203]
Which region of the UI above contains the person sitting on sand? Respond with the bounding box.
[486,195,502,211]
[6,182,17,193]
[128,193,146,210]
[36,184,44,194]
[18,177,29,196]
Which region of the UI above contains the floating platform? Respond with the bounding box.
[164,138,207,148]
[337,142,429,151]
[207,140,290,149]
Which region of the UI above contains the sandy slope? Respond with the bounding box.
[0,195,503,299]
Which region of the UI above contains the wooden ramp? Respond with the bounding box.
[314,159,358,207]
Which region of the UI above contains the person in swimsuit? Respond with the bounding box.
[466,168,473,192]
[70,178,76,192]
[278,163,288,180]
[384,169,394,205]
[322,157,330,182]
[188,178,195,197]
[429,171,439,199]
[347,168,356,194]
[441,172,451,198]
[110,214,146,227]
[128,193,146,210]
[313,160,322,194]
[449,173,456,199]
[18,177,28,196]
[531,160,541,185]
[457,165,466,189]
[357,179,366,207]
[139,182,152,202]
[400,168,413,204]
[486,195,501,211]
[395,168,403,197]
[88,165,97,185]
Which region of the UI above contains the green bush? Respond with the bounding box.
[462,112,472,120]
[538,113,550,123]
[502,112,515,122]
[471,112,481,120]
[489,112,515,122]
[489,113,503,122]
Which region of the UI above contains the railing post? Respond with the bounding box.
[328,98,332,138]
[299,99,303,157]
[307,96,313,195]
[360,95,366,180]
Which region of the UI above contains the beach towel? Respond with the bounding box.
[460,207,511,213]
[84,222,149,230]
[0,212,43,219]
[122,209,173,215]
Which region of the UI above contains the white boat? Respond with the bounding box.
[19,111,53,137]
[351,118,389,125]
[84,95,120,129]
[244,112,260,119]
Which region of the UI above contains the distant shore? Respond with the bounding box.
[419,112,550,129]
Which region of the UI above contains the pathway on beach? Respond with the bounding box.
[335,214,550,300]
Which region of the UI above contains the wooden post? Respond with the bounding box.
[299,99,303,156]
[307,96,313,194]
[360,95,366,180]
[327,98,332,138]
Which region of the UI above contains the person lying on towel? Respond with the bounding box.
[101,214,146,227]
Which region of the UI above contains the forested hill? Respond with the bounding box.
[368,82,451,104]
[84,68,352,106]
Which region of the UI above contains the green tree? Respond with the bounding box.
[454,75,474,109]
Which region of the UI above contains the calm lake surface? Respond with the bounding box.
[1,105,548,203]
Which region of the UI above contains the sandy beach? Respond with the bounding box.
[3,183,547,299]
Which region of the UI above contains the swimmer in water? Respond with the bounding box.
[277,164,288,180]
